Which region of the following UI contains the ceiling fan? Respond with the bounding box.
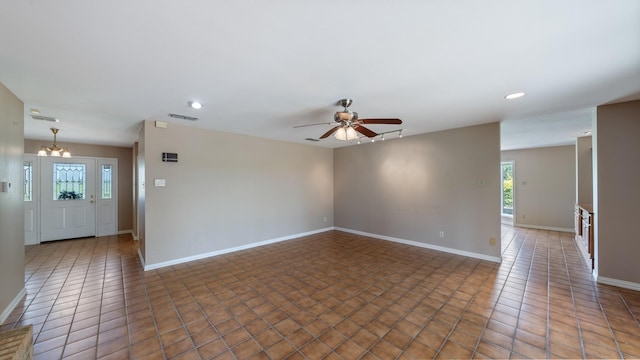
[295,99,402,141]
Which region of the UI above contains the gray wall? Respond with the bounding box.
[0,82,25,321]
[595,100,640,285]
[502,145,576,231]
[140,120,333,267]
[334,122,501,259]
[24,140,134,233]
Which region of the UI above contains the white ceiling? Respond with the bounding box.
[1,1,639,150]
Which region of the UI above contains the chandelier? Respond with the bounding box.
[38,128,71,157]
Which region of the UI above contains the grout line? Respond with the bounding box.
[430,258,490,358]
[506,226,541,356]
[6,228,640,359]
[586,267,625,357]
[31,241,81,351]
[60,238,101,359]
[616,290,640,328]
[558,232,586,359]
[470,226,531,357]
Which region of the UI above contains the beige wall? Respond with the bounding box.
[334,123,501,259]
[576,136,593,205]
[24,140,134,232]
[502,145,576,231]
[595,100,640,285]
[0,82,25,321]
[140,120,333,267]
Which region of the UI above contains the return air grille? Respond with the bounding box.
[168,113,198,121]
[31,114,59,122]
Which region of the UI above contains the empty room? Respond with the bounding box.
[1,1,640,359]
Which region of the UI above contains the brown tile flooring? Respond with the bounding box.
[2,226,640,359]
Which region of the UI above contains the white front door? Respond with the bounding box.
[40,157,96,241]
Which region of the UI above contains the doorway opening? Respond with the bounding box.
[501,161,514,224]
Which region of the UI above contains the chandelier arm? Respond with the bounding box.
[38,127,70,157]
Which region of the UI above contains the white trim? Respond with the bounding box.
[513,223,574,233]
[334,227,502,263]
[597,276,640,292]
[138,247,146,268]
[142,227,334,271]
[118,229,138,240]
[0,287,26,324]
[573,235,598,281]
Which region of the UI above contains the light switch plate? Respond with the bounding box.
[154,179,166,187]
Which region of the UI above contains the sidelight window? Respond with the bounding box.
[24,161,32,202]
[101,164,112,199]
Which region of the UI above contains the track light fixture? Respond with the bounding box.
[352,129,403,144]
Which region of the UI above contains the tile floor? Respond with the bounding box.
[1,226,640,359]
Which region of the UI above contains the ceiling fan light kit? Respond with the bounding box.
[334,126,359,141]
[296,98,403,143]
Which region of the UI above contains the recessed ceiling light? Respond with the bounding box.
[188,101,202,109]
[505,92,526,100]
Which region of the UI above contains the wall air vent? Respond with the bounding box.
[305,138,320,142]
[31,114,59,122]
[168,113,199,121]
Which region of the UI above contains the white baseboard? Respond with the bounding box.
[597,276,640,292]
[118,229,139,240]
[334,227,502,263]
[142,226,503,271]
[143,227,334,271]
[513,223,574,233]
[0,287,26,324]
[138,248,146,269]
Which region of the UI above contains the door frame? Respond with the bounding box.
[24,154,118,244]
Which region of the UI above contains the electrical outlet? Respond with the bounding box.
[439,231,445,238]
[324,217,327,222]
[489,237,496,245]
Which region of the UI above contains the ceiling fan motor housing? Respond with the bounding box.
[335,111,358,122]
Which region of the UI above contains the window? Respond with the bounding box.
[101,164,112,199]
[54,163,86,200]
[24,161,32,202]
[501,162,514,215]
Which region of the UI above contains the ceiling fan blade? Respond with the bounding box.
[293,122,333,128]
[319,126,340,139]
[353,125,378,138]
[360,118,402,125]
